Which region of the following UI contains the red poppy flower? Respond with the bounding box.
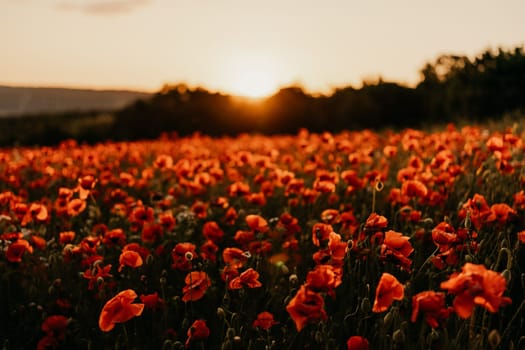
[83,264,113,290]
[118,250,143,272]
[99,289,144,332]
[245,214,269,233]
[381,230,413,259]
[222,247,249,269]
[364,213,388,232]
[140,292,164,311]
[182,271,210,302]
[487,203,516,225]
[431,222,457,252]
[200,240,219,262]
[401,179,428,198]
[103,228,126,247]
[41,315,69,341]
[306,264,339,296]
[224,206,238,225]
[185,319,210,348]
[312,223,334,247]
[346,336,369,350]
[6,239,33,263]
[141,223,163,243]
[66,199,86,217]
[440,263,511,318]
[253,311,278,330]
[411,291,451,328]
[76,175,96,200]
[286,285,327,332]
[21,203,48,226]
[228,268,262,290]
[202,221,224,243]
[372,273,404,313]
[172,243,197,271]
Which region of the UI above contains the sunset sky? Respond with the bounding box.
[1,0,524,97]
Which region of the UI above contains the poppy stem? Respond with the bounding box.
[122,323,129,348]
[468,311,476,350]
[501,299,525,341]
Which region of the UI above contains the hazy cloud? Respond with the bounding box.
[57,0,151,15]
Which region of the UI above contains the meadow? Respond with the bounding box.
[0,123,524,349]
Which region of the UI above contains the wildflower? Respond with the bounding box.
[411,291,451,328]
[141,223,163,243]
[202,221,224,243]
[431,222,457,252]
[321,209,340,224]
[200,240,219,262]
[346,336,370,350]
[41,315,69,341]
[185,319,210,348]
[253,311,278,330]
[21,203,48,226]
[401,180,428,198]
[222,247,249,269]
[182,271,210,302]
[77,175,97,200]
[99,289,144,332]
[228,268,262,290]
[83,264,113,290]
[440,263,511,318]
[59,231,75,244]
[140,292,164,311]
[372,273,404,313]
[306,264,340,296]
[312,223,333,247]
[102,228,126,247]
[66,199,86,217]
[172,243,197,271]
[380,230,413,271]
[6,239,33,263]
[118,250,143,272]
[245,214,269,233]
[487,203,516,225]
[286,285,327,332]
[364,213,388,232]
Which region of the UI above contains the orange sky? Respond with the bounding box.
[1,0,524,97]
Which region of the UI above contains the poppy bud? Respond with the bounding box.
[161,340,173,350]
[185,251,194,261]
[361,297,371,313]
[383,310,393,329]
[427,329,440,344]
[217,307,225,319]
[226,327,235,340]
[488,329,501,349]
[289,274,298,286]
[502,269,511,283]
[464,254,473,262]
[97,277,104,285]
[160,277,167,285]
[146,254,154,265]
[392,329,405,345]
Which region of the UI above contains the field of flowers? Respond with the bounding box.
[1,124,524,349]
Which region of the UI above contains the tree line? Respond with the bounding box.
[1,45,523,146]
[111,46,524,139]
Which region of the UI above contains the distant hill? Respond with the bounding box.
[0,85,151,117]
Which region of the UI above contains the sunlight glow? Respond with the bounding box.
[226,55,280,98]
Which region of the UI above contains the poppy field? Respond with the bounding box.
[1,124,525,349]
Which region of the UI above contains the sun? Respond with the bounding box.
[226,55,280,98]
